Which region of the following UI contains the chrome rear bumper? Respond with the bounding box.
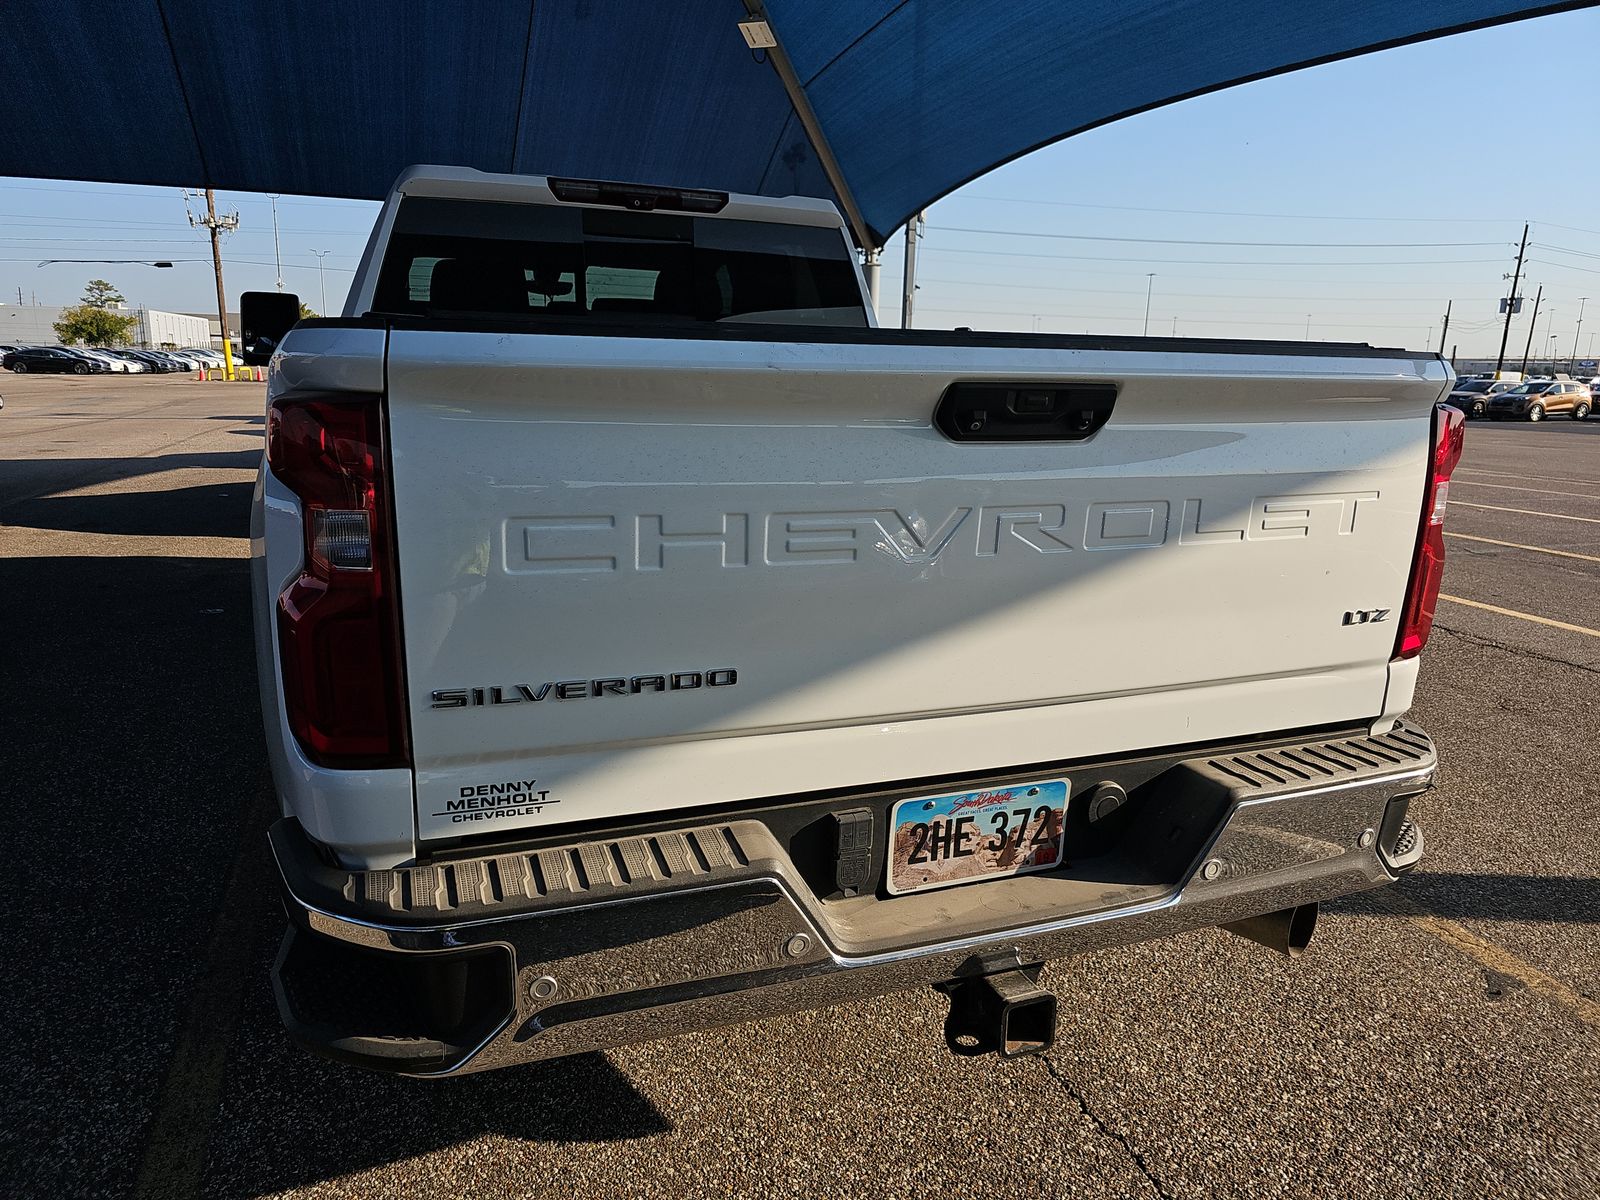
[271,722,1435,1075]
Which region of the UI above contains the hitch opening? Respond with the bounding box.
[939,968,1058,1059]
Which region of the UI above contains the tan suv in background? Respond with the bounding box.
[1486,379,1592,421]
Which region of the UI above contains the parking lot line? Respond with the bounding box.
[1443,532,1600,564]
[1437,593,1600,639]
[1373,891,1600,1031]
[1456,467,1600,488]
[1452,501,1600,525]
[1452,480,1600,502]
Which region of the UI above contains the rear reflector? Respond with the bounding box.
[1394,403,1466,660]
[267,396,410,767]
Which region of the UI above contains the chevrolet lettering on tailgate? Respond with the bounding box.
[506,493,1381,574]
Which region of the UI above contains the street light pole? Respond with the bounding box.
[1519,284,1543,376]
[310,249,330,316]
[1142,273,1155,336]
[1572,297,1588,372]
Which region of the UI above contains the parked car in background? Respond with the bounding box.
[1446,378,1518,418]
[73,347,134,373]
[100,350,150,372]
[3,346,106,373]
[137,351,186,372]
[1486,379,1592,421]
[91,348,146,372]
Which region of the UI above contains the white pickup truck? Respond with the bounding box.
[244,165,1460,1075]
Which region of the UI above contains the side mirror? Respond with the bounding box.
[240,291,302,365]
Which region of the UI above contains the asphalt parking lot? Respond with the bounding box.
[2,374,1596,1199]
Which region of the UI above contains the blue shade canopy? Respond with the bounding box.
[0,1,1586,244]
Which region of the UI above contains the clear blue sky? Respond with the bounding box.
[2,7,1597,358]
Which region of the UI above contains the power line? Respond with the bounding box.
[930,224,1506,249]
[918,245,1506,268]
[956,194,1514,225]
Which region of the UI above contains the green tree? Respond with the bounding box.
[298,302,318,320]
[53,304,139,347]
[81,279,125,308]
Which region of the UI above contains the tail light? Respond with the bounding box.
[266,396,410,766]
[1393,403,1466,660]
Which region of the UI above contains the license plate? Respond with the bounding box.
[886,780,1069,896]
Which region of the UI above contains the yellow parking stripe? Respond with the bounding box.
[1453,480,1600,502]
[1437,593,1600,639]
[1444,532,1600,564]
[1452,501,1600,525]
[1373,891,1600,1030]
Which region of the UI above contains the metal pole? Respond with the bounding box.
[1142,273,1155,336]
[1438,300,1451,356]
[1305,313,1312,340]
[863,247,881,316]
[270,195,284,292]
[1519,284,1543,376]
[1496,224,1529,374]
[741,2,876,256]
[311,249,330,315]
[1571,297,1588,372]
[204,189,235,381]
[900,212,922,329]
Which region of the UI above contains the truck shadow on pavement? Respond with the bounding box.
[7,480,255,539]
[0,541,668,1200]
[1329,873,1600,924]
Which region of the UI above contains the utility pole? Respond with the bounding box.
[1519,284,1543,376]
[1495,223,1529,374]
[862,248,881,317]
[900,212,923,329]
[190,189,240,380]
[1572,297,1588,372]
[1305,313,1312,340]
[1438,300,1451,356]
[270,195,284,292]
[1450,343,1457,367]
[310,249,331,316]
[1142,273,1156,336]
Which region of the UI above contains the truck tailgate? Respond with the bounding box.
[385,330,1445,841]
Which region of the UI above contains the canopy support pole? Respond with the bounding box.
[742,2,879,259]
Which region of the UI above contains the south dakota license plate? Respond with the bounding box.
[886,780,1069,896]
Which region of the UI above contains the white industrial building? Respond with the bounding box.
[0,304,210,350]
[137,309,211,349]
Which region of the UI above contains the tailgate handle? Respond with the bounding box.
[934,382,1117,442]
